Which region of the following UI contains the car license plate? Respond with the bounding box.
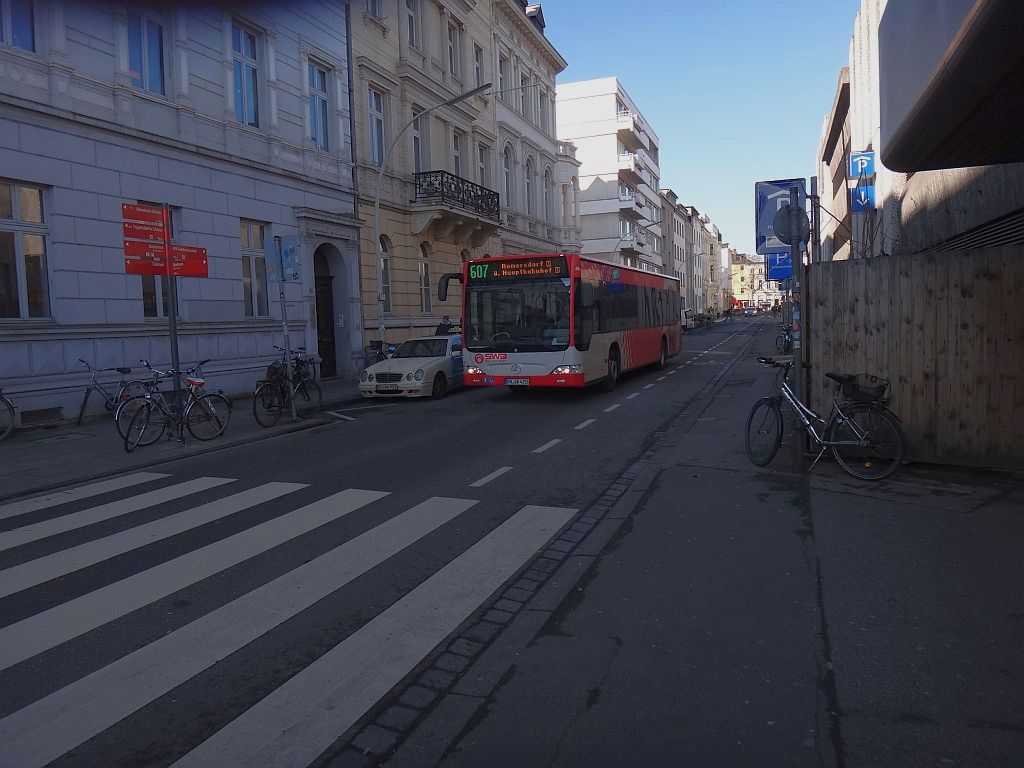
[375,384,399,392]
[505,378,529,386]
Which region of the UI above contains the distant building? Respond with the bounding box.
[556,77,663,272]
[817,67,853,260]
[730,252,772,307]
[0,2,359,424]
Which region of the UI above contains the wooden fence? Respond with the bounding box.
[806,246,1024,469]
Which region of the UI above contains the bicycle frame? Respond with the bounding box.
[775,370,870,451]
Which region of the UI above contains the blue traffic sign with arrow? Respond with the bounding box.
[850,185,875,212]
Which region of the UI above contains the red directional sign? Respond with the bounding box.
[124,241,208,277]
[121,203,164,224]
[123,220,167,241]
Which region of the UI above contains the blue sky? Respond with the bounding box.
[542,0,862,253]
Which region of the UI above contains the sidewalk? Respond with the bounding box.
[406,326,1024,768]
[0,376,363,502]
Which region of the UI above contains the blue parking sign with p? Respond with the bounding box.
[849,152,875,178]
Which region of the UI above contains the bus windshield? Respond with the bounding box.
[466,278,571,352]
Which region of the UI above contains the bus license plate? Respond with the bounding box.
[505,378,529,386]
[375,384,399,392]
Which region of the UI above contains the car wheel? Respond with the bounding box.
[431,373,448,399]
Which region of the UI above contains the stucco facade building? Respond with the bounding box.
[1,1,360,424]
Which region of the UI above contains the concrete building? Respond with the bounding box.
[492,0,574,256]
[556,77,663,272]
[817,67,853,261]
[730,252,772,308]
[349,0,502,349]
[0,1,359,424]
[684,206,710,313]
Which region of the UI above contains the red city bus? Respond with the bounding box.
[438,253,681,390]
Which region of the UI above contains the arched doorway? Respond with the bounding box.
[314,246,337,378]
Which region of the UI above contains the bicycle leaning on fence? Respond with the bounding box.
[252,348,322,427]
[77,359,148,426]
[123,368,231,452]
[745,356,908,480]
[0,388,15,442]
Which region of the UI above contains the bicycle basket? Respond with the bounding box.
[842,373,889,403]
[266,361,286,381]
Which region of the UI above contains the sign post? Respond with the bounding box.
[122,203,210,421]
[274,235,297,422]
[789,186,805,463]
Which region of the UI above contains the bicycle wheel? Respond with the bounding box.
[124,402,156,453]
[115,395,149,440]
[775,334,786,352]
[186,392,231,440]
[827,403,906,480]
[0,396,14,441]
[253,381,283,428]
[293,379,322,418]
[745,397,783,466]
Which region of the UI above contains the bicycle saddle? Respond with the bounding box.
[825,372,855,384]
[116,367,132,375]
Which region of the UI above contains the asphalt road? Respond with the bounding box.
[0,318,762,767]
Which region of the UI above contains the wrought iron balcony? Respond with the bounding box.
[413,171,500,221]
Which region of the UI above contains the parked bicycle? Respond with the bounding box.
[0,388,15,442]
[252,349,322,427]
[77,359,148,426]
[745,356,907,480]
[273,345,319,382]
[113,359,210,439]
[124,368,231,452]
[775,324,794,354]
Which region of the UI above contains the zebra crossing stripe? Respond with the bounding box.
[0,496,477,768]
[0,482,307,599]
[0,477,235,553]
[173,504,577,768]
[0,473,169,521]
[0,487,388,672]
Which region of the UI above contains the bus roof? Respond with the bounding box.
[466,253,680,284]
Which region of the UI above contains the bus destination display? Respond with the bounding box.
[469,257,567,281]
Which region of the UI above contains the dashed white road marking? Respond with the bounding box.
[667,370,678,376]
[574,419,596,430]
[626,393,640,400]
[470,466,514,487]
[603,404,621,413]
[657,376,666,381]
[532,439,562,454]
[643,384,655,390]
[327,411,355,421]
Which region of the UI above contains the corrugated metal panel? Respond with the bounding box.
[925,208,1024,253]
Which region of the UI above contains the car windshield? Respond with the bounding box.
[392,339,447,358]
[466,278,571,352]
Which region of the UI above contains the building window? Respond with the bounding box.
[0,180,48,319]
[418,243,431,313]
[474,45,483,88]
[544,168,553,223]
[447,22,461,78]
[478,144,489,187]
[452,131,462,176]
[232,22,259,127]
[411,109,423,173]
[368,86,385,165]
[379,236,392,313]
[0,0,33,51]
[502,147,514,207]
[525,158,535,216]
[364,0,382,18]
[521,74,532,121]
[240,219,269,317]
[127,12,164,95]
[405,0,418,47]
[538,90,548,133]
[498,56,508,101]
[308,61,330,151]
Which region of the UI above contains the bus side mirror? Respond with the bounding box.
[438,272,462,302]
[580,283,596,308]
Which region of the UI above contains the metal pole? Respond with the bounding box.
[789,186,804,461]
[163,204,182,427]
[275,236,297,422]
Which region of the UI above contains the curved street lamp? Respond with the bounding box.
[372,82,493,349]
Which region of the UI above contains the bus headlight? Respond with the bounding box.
[360,370,368,382]
[551,365,583,374]
[367,373,374,382]
[414,369,425,381]
[466,366,482,374]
